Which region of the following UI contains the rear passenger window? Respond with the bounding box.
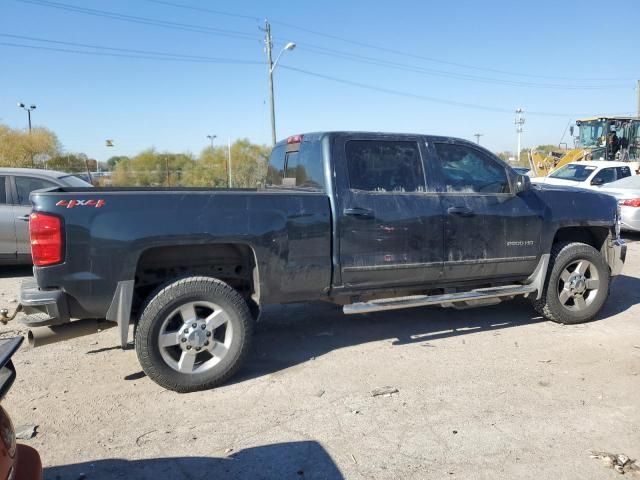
[616,166,632,179]
[0,177,6,204]
[266,141,325,190]
[592,167,616,185]
[345,140,425,192]
[434,143,510,194]
[15,177,56,206]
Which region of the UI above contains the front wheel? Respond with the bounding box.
[532,242,610,324]
[135,276,254,392]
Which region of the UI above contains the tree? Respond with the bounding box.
[228,139,270,188]
[532,144,559,155]
[0,124,61,167]
[168,139,270,188]
[112,149,196,186]
[496,151,515,163]
[47,153,93,173]
[106,155,130,171]
[495,150,531,167]
[181,147,230,187]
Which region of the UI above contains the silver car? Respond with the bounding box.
[599,174,640,232]
[0,168,93,264]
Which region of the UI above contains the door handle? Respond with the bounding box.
[344,207,374,219]
[447,206,474,217]
[16,215,30,222]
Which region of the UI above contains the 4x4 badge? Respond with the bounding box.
[55,199,106,209]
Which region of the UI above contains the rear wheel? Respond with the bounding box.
[135,276,254,392]
[532,242,610,324]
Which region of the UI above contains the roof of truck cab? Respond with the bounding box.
[275,131,477,147]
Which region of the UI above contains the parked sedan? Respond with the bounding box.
[0,168,92,264]
[532,161,634,190]
[598,175,640,232]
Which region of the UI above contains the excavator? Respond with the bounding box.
[528,116,640,176]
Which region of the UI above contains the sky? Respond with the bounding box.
[1,0,638,161]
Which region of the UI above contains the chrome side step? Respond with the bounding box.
[343,284,537,315]
[342,254,550,315]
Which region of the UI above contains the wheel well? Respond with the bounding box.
[552,226,609,251]
[132,243,260,320]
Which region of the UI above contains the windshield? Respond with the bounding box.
[549,163,597,181]
[578,120,607,148]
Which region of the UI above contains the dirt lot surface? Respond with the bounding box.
[1,236,639,480]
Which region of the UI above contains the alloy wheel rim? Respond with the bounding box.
[158,300,233,374]
[557,259,600,312]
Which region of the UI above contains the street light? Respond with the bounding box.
[206,134,217,150]
[264,19,295,146]
[18,102,36,132]
[272,42,296,72]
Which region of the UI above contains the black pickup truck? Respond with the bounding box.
[20,132,626,392]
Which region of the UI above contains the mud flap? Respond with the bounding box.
[105,280,134,349]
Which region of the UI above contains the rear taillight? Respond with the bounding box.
[619,198,640,207]
[29,212,62,266]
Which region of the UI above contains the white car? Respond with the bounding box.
[532,161,635,190]
[598,175,640,232]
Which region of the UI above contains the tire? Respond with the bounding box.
[532,242,610,324]
[135,276,254,392]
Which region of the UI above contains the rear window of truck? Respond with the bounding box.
[266,141,325,190]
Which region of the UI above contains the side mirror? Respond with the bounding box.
[590,177,604,186]
[515,174,530,194]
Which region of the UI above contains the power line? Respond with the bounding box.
[0,33,262,63]
[16,0,262,42]
[295,43,629,90]
[0,40,261,64]
[278,65,634,118]
[0,37,633,118]
[16,0,631,90]
[271,20,633,83]
[137,0,633,83]
[142,0,260,22]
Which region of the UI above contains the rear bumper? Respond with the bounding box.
[19,278,70,327]
[604,237,626,277]
[19,278,127,347]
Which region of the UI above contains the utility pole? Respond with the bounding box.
[473,133,483,145]
[515,108,525,163]
[264,20,276,146]
[262,20,296,146]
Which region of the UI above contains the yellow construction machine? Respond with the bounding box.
[528,116,640,176]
